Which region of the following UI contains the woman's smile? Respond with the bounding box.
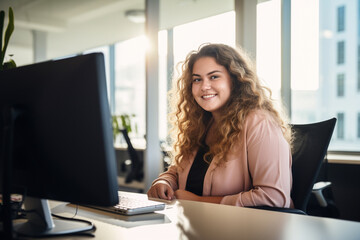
[202,94,217,99]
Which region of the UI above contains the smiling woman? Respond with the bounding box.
[191,57,232,117]
[147,43,294,209]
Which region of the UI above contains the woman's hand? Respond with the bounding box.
[147,180,175,201]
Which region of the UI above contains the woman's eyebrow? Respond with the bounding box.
[192,70,222,77]
[206,70,222,76]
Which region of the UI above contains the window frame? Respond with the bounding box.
[337,5,345,32]
[337,112,345,139]
[337,73,345,97]
[337,41,345,64]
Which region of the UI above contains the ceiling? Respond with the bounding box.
[1,0,234,65]
[1,0,144,32]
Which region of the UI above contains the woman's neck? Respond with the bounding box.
[205,118,217,146]
[211,112,221,123]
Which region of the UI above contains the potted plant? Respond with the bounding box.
[0,7,16,70]
[112,114,137,144]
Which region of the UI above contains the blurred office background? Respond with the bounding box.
[1,0,359,221]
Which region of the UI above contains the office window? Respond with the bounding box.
[338,5,345,32]
[337,73,345,97]
[114,36,146,140]
[337,113,345,139]
[255,0,360,152]
[358,45,360,91]
[358,113,360,138]
[257,0,281,100]
[337,41,345,64]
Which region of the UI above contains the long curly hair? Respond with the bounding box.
[168,43,292,168]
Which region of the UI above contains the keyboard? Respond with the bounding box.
[84,194,166,216]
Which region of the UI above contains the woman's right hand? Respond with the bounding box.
[147,180,175,201]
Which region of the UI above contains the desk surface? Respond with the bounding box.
[26,192,360,240]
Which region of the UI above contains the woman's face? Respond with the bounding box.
[191,57,232,119]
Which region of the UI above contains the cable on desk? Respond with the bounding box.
[70,204,79,218]
[51,212,96,236]
[51,205,93,229]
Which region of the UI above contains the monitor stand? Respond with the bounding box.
[13,197,94,237]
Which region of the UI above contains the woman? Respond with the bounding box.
[147,43,293,208]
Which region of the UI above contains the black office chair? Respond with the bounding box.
[249,118,337,215]
[120,129,143,183]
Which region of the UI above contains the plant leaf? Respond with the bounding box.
[2,7,14,68]
[121,114,132,133]
[112,115,121,141]
[0,10,5,69]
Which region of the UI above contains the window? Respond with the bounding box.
[338,5,345,32]
[337,73,345,97]
[257,0,360,152]
[337,113,345,139]
[358,113,360,138]
[114,36,147,140]
[358,45,360,91]
[337,41,345,64]
[257,0,281,100]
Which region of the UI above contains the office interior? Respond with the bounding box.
[1,0,359,223]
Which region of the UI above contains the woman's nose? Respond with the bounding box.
[201,79,211,91]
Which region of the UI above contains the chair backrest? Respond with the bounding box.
[290,118,336,212]
[120,129,143,183]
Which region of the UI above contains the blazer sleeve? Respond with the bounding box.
[221,115,293,208]
[151,165,179,191]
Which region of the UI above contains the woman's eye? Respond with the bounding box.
[193,78,201,82]
[210,75,219,80]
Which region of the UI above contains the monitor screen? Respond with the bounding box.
[0,53,119,237]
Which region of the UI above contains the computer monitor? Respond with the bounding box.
[0,53,119,237]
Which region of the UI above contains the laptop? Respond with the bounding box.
[83,192,166,216]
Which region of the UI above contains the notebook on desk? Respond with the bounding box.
[83,192,166,216]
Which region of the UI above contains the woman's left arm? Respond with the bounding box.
[221,115,293,208]
[174,189,223,204]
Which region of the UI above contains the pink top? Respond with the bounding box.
[153,110,293,208]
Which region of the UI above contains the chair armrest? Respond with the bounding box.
[246,206,306,215]
[312,181,332,207]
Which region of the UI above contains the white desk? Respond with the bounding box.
[26,192,360,240]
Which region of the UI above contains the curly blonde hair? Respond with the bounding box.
[168,43,292,168]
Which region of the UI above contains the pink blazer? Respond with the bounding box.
[153,110,293,208]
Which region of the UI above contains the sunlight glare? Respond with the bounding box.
[291,0,319,90]
[257,0,319,91]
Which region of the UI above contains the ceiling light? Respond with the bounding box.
[125,9,145,23]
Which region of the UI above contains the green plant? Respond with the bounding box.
[0,7,16,70]
[112,114,137,141]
